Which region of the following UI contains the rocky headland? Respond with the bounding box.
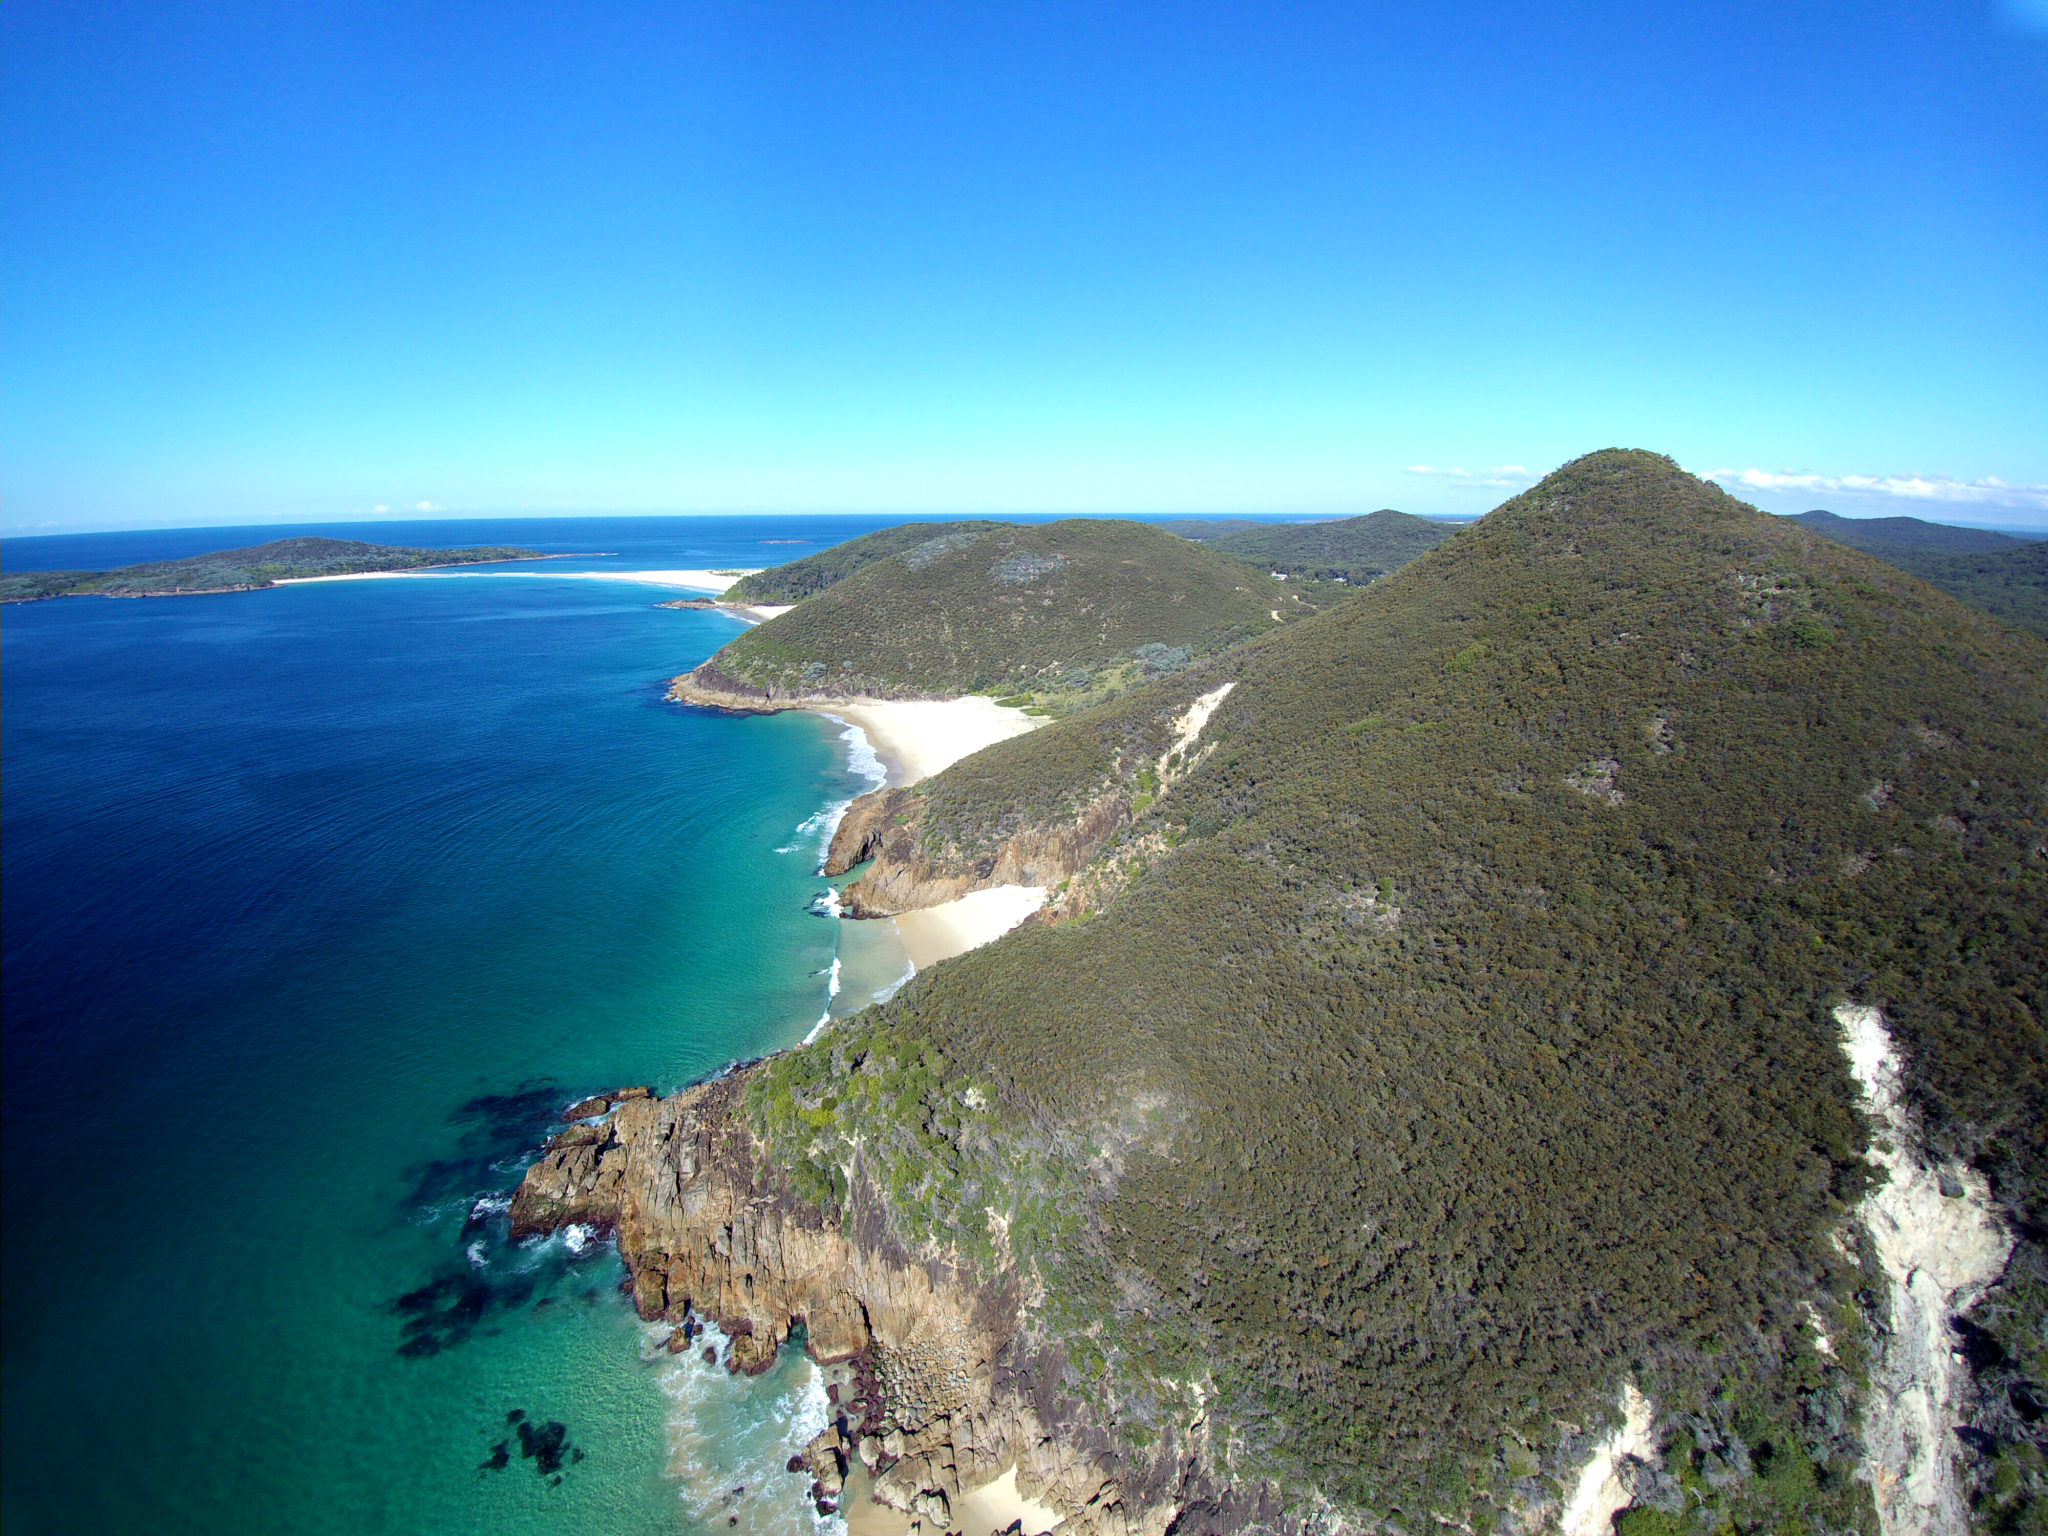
[510,1078,1309,1536]
[821,785,1129,918]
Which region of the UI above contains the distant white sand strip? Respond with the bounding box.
[820,697,1043,788]
[895,885,1048,971]
[278,567,761,592]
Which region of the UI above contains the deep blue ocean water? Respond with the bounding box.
[0,517,959,1534]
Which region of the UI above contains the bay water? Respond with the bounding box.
[0,518,940,1534]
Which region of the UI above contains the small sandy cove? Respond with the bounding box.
[895,885,1049,971]
[844,1463,1062,1536]
[817,697,1048,969]
[822,697,1041,787]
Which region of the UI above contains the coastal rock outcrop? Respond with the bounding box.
[510,1075,1334,1536]
[823,785,1129,917]
[668,662,948,711]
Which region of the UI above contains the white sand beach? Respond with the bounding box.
[279,566,761,591]
[895,885,1048,971]
[820,697,1043,788]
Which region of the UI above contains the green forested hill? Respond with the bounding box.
[1785,510,2047,637]
[1884,542,2048,639]
[1201,506,1464,582]
[1788,508,2031,555]
[689,518,1322,702]
[722,520,1008,604]
[0,536,540,601]
[1145,517,1271,541]
[751,451,2047,1527]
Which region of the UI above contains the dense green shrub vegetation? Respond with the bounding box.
[750,453,2047,1527]
[1788,510,2047,638]
[1871,544,2048,641]
[0,537,540,601]
[702,519,1327,701]
[1788,510,2034,557]
[1195,507,1465,584]
[722,520,1008,604]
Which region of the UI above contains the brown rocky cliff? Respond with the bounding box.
[510,1076,1294,1536]
[822,786,1131,917]
[666,662,951,710]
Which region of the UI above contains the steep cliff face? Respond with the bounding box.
[667,663,947,710]
[511,1078,1294,1536]
[823,785,1131,917]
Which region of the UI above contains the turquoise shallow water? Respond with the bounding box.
[0,520,921,1534]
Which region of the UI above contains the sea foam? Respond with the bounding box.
[654,1317,846,1535]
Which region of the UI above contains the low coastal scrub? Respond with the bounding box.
[696,519,1336,704]
[1788,510,2047,639]
[722,520,1008,605]
[750,452,2047,1529]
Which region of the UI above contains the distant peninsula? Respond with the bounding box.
[0,536,549,603]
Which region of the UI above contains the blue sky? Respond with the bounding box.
[4,1,2044,533]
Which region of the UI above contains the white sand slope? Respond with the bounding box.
[895,885,1048,971]
[1559,1383,1658,1536]
[821,697,1044,788]
[1836,1003,2011,1536]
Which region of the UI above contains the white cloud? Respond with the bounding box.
[371,503,389,513]
[1405,464,1535,489]
[409,501,445,512]
[1707,468,2048,512]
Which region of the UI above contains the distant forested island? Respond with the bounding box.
[0,536,545,602]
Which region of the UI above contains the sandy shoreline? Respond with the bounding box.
[279,566,762,591]
[818,697,1043,788]
[807,697,1047,976]
[895,885,1048,971]
[843,1463,1062,1536]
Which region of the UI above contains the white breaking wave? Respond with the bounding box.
[653,1317,846,1536]
[780,724,884,864]
[875,952,917,1005]
[778,801,850,857]
[836,721,886,790]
